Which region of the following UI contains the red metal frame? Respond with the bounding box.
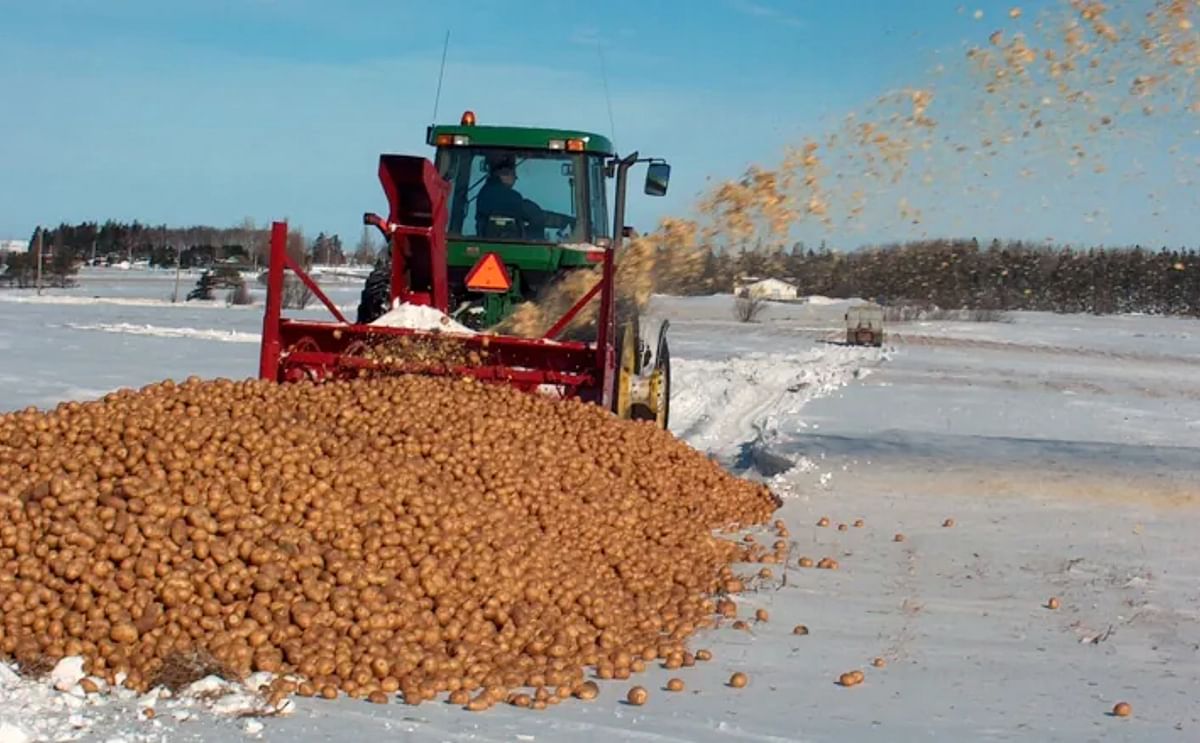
[258,221,288,380]
[543,277,603,340]
[259,153,618,407]
[378,155,450,311]
[596,245,616,409]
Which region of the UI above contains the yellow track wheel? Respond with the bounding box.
[614,319,637,421]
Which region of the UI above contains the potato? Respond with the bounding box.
[573,681,599,700]
[0,375,782,712]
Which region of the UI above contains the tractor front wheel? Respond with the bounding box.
[356,259,391,325]
[613,317,640,421]
[614,315,671,431]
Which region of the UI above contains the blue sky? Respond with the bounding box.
[1,0,1196,250]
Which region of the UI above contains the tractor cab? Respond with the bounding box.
[431,111,613,248]
[356,111,669,329]
[435,134,608,246]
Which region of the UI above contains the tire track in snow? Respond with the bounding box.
[669,346,877,474]
[61,322,260,343]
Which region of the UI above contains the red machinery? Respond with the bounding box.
[258,154,624,408]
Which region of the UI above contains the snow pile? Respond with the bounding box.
[62,323,260,343]
[0,659,292,742]
[48,657,86,692]
[666,344,878,483]
[800,294,861,306]
[176,674,294,719]
[671,347,870,450]
[0,659,105,742]
[369,302,475,334]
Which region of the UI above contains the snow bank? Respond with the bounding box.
[647,293,860,327]
[49,657,86,692]
[0,660,293,742]
[670,346,874,477]
[801,294,860,306]
[0,295,225,309]
[0,659,97,742]
[63,323,260,343]
[369,303,475,334]
[0,723,29,743]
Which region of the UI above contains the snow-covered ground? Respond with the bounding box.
[0,269,362,411]
[1,277,1198,741]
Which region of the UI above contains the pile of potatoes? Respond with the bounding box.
[0,375,779,708]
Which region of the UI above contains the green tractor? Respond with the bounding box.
[355,110,673,425]
[356,110,668,328]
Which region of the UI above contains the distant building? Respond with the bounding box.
[0,239,29,254]
[736,277,798,301]
[733,275,761,293]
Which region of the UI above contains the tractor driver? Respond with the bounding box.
[475,154,573,240]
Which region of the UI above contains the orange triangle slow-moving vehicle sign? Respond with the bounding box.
[464,252,512,293]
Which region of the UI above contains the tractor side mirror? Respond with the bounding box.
[644,162,670,196]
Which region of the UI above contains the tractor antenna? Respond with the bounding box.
[431,29,451,123]
[598,46,617,149]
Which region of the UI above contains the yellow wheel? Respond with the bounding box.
[614,319,637,420]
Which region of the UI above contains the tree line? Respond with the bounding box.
[659,238,1199,317]
[3,219,1197,317]
[0,219,380,287]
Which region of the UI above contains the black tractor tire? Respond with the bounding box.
[356,260,391,325]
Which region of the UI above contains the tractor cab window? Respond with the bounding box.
[438,147,589,244]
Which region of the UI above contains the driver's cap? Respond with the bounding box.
[487,153,516,174]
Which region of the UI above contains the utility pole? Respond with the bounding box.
[35,227,43,295]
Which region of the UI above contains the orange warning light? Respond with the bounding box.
[464,252,512,293]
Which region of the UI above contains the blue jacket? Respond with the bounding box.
[476,177,542,238]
